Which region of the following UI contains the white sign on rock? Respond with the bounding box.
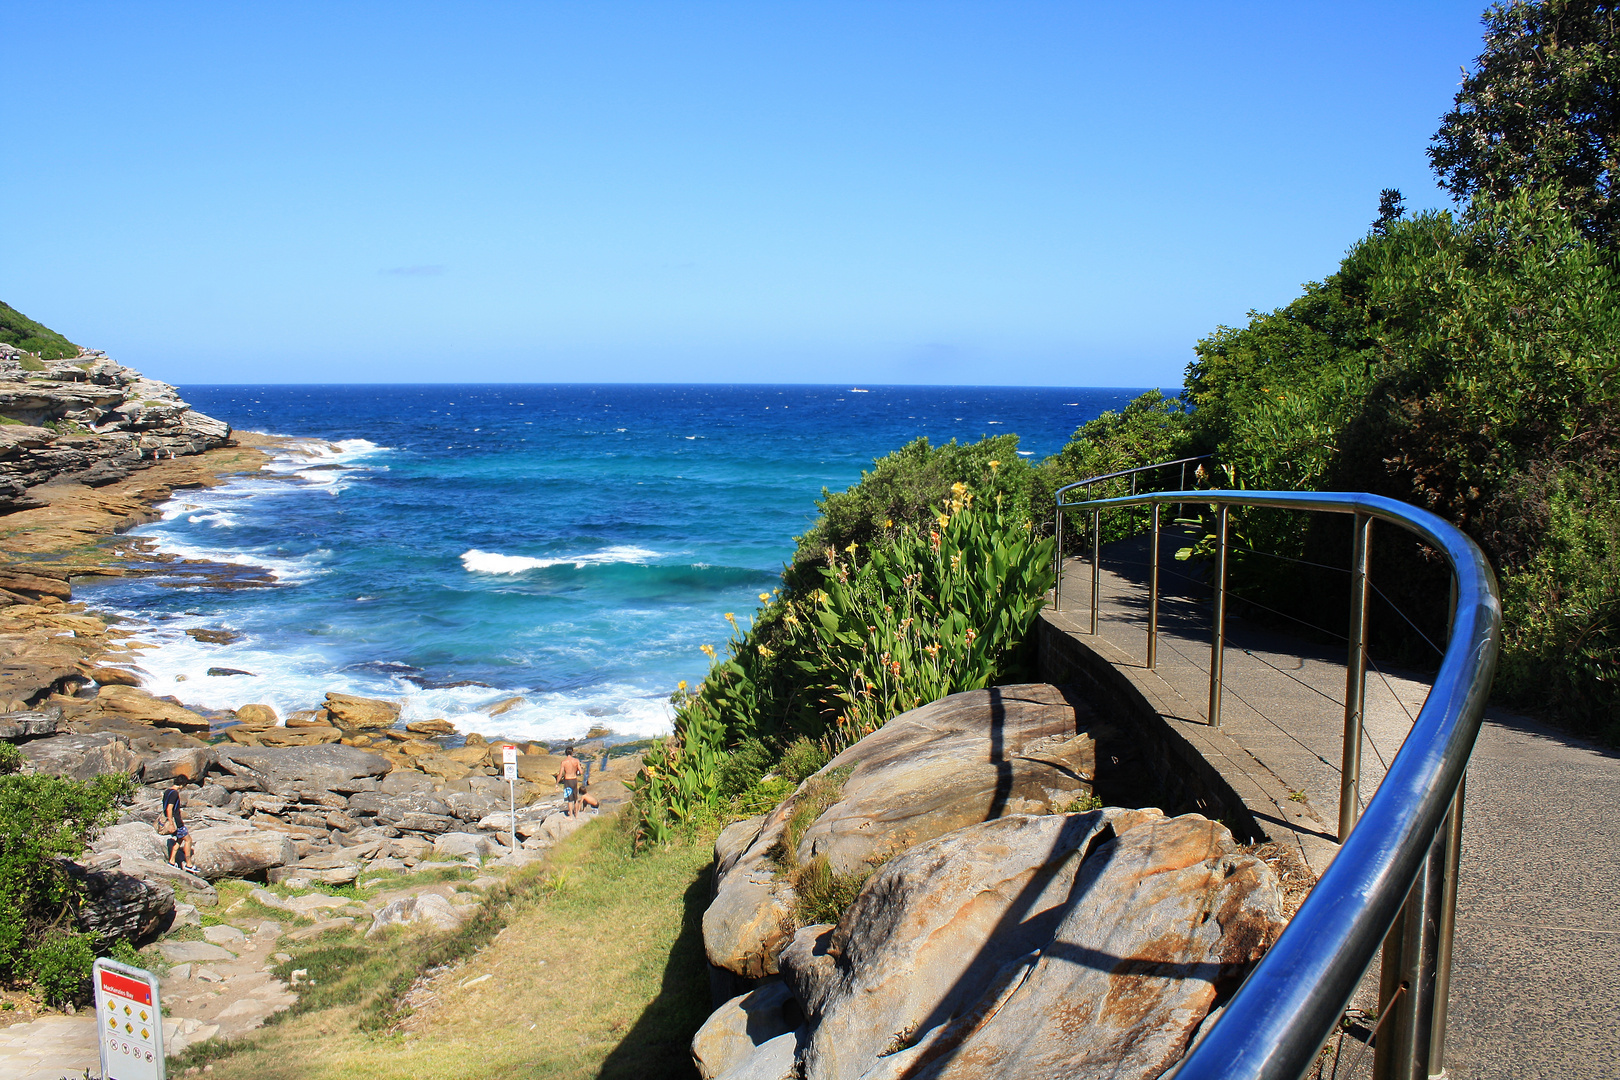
[94,956,165,1080]
[502,743,518,780]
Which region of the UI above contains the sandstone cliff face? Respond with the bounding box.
[0,342,230,508]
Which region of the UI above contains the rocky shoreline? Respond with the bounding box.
[0,350,631,1055]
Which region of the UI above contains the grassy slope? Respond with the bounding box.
[0,302,79,360]
[200,816,716,1080]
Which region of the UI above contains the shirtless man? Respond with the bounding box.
[557,745,584,818]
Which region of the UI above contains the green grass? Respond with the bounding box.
[0,301,78,361]
[183,815,716,1080]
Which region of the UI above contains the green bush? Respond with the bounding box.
[28,933,95,1006]
[0,764,134,995]
[630,477,1054,847]
[0,302,79,362]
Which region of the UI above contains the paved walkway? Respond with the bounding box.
[0,1014,99,1080]
[1054,544,1620,1080]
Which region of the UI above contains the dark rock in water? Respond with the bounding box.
[347,661,423,676]
[408,676,495,690]
[186,628,241,645]
[206,667,256,678]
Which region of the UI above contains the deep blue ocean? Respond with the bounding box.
[75,384,1146,742]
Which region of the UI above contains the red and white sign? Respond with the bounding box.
[94,957,165,1080]
[502,744,518,780]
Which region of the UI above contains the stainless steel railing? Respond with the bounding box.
[1053,485,1500,1080]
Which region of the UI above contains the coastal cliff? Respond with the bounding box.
[0,341,231,509]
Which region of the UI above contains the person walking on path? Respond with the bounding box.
[161,777,197,873]
[557,745,584,818]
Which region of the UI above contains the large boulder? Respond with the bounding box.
[21,732,144,781]
[705,685,1100,979]
[92,685,210,732]
[367,892,465,937]
[779,811,1284,1080]
[692,981,801,1080]
[188,826,298,880]
[142,746,214,784]
[216,744,390,798]
[321,692,400,730]
[432,831,495,860]
[63,860,175,944]
[233,703,279,730]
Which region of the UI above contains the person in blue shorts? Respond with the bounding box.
[162,777,198,873]
[556,745,584,818]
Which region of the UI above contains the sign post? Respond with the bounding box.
[501,744,518,853]
[94,956,165,1080]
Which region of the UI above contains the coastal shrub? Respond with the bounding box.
[1040,389,1197,553]
[0,761,134,999]
[790,854,878,928]
[28,932,95,1007]
[1181,187,1620,734]
[0,302,79,362]
[776,737,829,784]
[631,482,1053,847]
[788,435,1039,589]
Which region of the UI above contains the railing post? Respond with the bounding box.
[1429,775,1466,1078]
[1374,820,1449,1080]
[1340,512,1373,840]
[1207,504,1228,728]
[1090,509,1101,635]
[1147,502,1160,669]
[1054,505,1065,612]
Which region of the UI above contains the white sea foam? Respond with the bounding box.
[107,610,673,741]
[460,546,660,574]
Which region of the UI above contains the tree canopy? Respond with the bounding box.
[1429,0,1620,244]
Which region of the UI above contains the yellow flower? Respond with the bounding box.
[758,645,774,658]
[724,612,736,625]
[936,514,949,529]
[677,680,688,692]
[758,592,771,602]
[988,460,1000,470]
[884,518,893,527]
[951,481,968,497]
[700,643,717,658]
[845,541,858,554]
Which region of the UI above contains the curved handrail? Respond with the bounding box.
[1053,488,1500,1080]
[1052,453,1211,499]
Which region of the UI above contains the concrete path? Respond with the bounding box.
[1055,547,1620,1080]
[0,1014,99,1080]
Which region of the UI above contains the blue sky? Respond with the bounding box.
[5,2,1487,386]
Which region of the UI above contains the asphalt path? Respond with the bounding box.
[1055,552,1620,1079]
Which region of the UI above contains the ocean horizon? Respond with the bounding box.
[75,383,1155,743]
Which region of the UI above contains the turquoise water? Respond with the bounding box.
[76,384,1144,741]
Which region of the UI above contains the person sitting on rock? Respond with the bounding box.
[557,745,584,819]
[162,776,197,873]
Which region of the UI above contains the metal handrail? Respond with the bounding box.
[1053,487,1500,1080]
[1051,453,1212,500]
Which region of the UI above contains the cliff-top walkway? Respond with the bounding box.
[1047,542,1620,1080]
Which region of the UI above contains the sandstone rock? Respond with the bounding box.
[485,695,524,716]
[433,831,494,860]
[705,685,1100,980]
[21,732,144,781]
[367,892,465,937]
[171,902,201,929]
[234,703,279,729]
[141,746,213,784]
[83,664,142,687]
[93,685,210,731]
[379,768,435,795]
[185,628,240,645]
[92,820,170,864]
[202,924,245,946]
[217,744,390,798]
[256,725,342,746]
[64,860,175,944]
[157,940,237,963]
[189,827,297,879]
[787,812,1284,1080]
[0,709,61,739]
[416,752,471,780]
[395,812,457,834]
[322,692,401,730]
[692,981,801,1080]
[225,727,261,745]
[405,719,454,736]
[0,570,71,600]
[713,1030,804,1080]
